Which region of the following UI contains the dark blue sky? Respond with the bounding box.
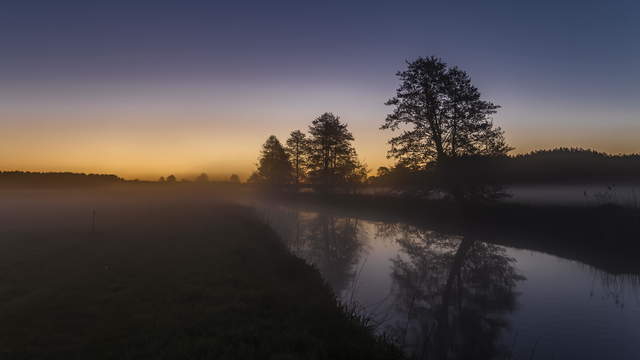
[2,1,637,89]
[1,0,639,178]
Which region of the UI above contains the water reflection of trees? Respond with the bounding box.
[304,214,365,295]
[380,223,523,360]
[261,205,366,297]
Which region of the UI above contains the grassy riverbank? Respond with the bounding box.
[0,188,403,359]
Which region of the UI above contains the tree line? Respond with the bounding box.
[0,171,123,187]
[252,56,640,200]
[158,173,240,184]
[494,148,640,184]
[368,148,640,189]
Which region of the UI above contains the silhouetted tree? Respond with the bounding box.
[367,164,429,195]
[196,173,209,183]
[344,159,369,194]
[305,113,364,190]
[229,174,240,183]
[254,135,294,185]
[382,57,511,200]
[246,172,261,184]
[285,130,308,185]
[376,166,391,179]
[166,175,177,183]
[158,176,166,183]
[368,166,393,186]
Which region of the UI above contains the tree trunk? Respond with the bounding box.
[435,237,475,359]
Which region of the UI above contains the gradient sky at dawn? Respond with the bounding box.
[1,0,638,180]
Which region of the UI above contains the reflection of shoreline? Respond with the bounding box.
[584,266,640,308]
[256,203,366,297]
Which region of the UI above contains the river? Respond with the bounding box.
[256,201,640,359]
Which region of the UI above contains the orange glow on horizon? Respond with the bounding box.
[2,92,639,181]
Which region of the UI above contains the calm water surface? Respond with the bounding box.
[257,202,640,360]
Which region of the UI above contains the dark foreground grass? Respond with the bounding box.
[0,189,403,359]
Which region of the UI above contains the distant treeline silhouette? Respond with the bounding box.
[158,173,241,184]
[369,148,640,189]
[0,171,124,187]
[503,148,640,183]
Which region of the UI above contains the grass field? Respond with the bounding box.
[0,187,402,359]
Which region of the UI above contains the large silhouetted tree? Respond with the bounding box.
[305,113,363,189]
[285,130,308,185]
[254,135,293,185]
[382,57,511,200]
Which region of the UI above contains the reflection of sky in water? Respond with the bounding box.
[258,204,640,359]
[505,248,640,359]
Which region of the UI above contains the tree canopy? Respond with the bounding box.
[382,56,511,169]
[285,130,308,185]
[253,135,294,185]
[306,113,362,188]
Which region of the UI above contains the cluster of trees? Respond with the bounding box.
[158,173,240,184]
[252,56,640,200]
[249,113,367,191]
[252,57,512,199]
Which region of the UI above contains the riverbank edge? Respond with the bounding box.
[264,192,640,274]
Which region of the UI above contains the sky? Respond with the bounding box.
[1,0,638,180]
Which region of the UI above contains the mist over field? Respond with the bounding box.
[2,0,640,359]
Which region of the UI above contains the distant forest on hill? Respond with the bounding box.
[0,171,124,187]
[503,148,640,183]
[370,148,640,187]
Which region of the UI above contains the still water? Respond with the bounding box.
[257,202,640,360]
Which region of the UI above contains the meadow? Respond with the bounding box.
[0,186,402,359]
